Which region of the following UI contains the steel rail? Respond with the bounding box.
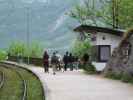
[0,70,5,89]
[0,63,27,100]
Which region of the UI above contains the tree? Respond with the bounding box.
[69,0,98,26]
[71,39,91,57]
[69,0,133,29]
[0,50,7,61]
[98,0,133,29]
[8,41,25,56]
[8,41,44,58]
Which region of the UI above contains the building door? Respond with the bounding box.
[98,45,111,62]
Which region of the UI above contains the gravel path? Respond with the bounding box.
[28,67,133,100]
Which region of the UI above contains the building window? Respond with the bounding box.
[102,36,106,40]
[98,45,111,62]
[91,32,97,41]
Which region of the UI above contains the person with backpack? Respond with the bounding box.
[43,51,49,73]
[55,51,62,71]
[68,53,74,71]
[63,51,69,71]
[51,52,58,75]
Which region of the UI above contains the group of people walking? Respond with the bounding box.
[43,51,79,75]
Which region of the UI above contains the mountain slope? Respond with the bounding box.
[0,0,80,53]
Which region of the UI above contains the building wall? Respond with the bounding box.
[90,32,122,71]
[95,32,121,53]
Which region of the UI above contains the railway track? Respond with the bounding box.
[13,66,27,100]
[0,70,4,89]
[0,64,27,100]
[0,62,44,100]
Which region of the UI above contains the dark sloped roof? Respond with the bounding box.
[74,25,124,36]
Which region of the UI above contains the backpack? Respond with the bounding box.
[51,55,58,64]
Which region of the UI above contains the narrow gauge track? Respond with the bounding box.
[0,64,27,100]
[0,70,5,89]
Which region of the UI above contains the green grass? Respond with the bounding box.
[82,64,96,74]
[0,67,22,100]
[0,66,44,100]
[17,68,44,100]
[105,71,133,84]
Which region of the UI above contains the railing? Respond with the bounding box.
[7,56,43,66]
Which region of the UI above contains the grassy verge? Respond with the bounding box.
[0,67,22,100]
[82,63,96,74]
[17,68,44,100]
[105,71,133,84]
[0,66,44,100]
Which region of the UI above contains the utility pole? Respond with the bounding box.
[26,7,30,64]
[115,0,119,28]
[112,0,116,28]
[112,0,119,29]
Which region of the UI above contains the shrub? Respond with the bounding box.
[105,71,133,83]
[0,50,7,61]
[23,42,43,58]
[105,72,122,80]
[83,63,96,74]
[8,41,44,58]
[8,41,25,56]
[71,39,91,58]
[121,72,133,83]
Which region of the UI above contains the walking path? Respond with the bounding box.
[3,61,133,100]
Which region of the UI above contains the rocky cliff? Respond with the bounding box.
[104,29,133,81]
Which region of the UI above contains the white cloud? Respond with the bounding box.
[22,0,48,4]
[38,0,48,3]
[50,11,68,32]
[22,0,34,4]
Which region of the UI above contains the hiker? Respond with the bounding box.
[51,52,58,75]
[82,53,89,65]
[68,53,74,71]
[43,51,49,73]
[73,56,79,70]
[55,51,62,71]
[63,51,69,71]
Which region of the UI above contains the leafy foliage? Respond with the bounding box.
[69,0,133,29]
[8,41,44,58]
[71,39,91,57]
[0,50,7,61]
[24,42,44,58]
[105,71,133,83]
[98,0,133,28]
[69,0,98,25]
[83,63,96,74]
[8,41,26,56]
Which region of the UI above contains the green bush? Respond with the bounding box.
[71,39,91,57]
[83,63,96,74]
[8,41,25,56]
[29,42,43,58]
[105,72,122,80]
[121,72,133,83]
[8,41,44,58]
[0,50,7,61]
[105,71,133,83]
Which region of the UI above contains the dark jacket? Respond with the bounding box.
[51,55,58,64]
[63,55,69,64]
[68,55,74,63]
[43,53,49,65]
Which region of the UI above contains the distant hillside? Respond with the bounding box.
[0,0,80,54]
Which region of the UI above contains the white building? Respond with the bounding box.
[74,25,124,71]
